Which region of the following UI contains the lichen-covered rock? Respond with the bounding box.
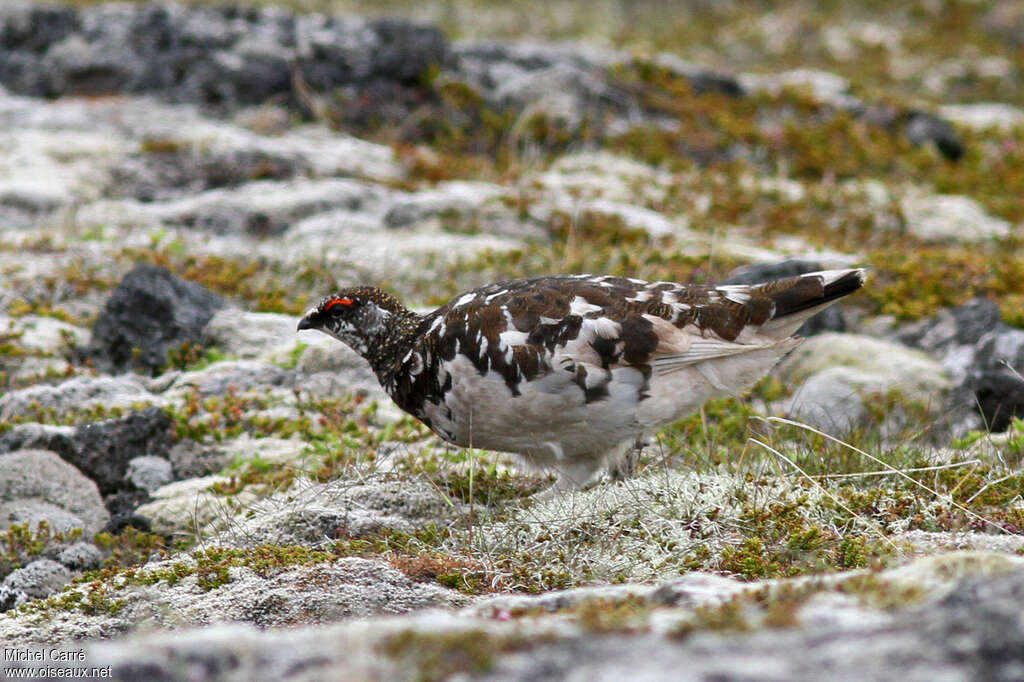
[202,309,298,361]
[125,456,173,494]
[0,314,86,356]
[6,555,1024,680]
[0,501,89,537]
[778,333,951,397]
[2,559,72,600]
[0,449,108,535]
[939,102,1024,130]
[0,376,157,421]
[220,477,460,548]
[57,542,104,572]
[0,555,467,645]
[0,423,76,459]
[900,193,1011,242]
[133,476,240,537]
[86,263,226,374]
[779,333,951,434]
[164,360,293,397]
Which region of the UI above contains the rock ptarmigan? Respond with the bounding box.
[298,269,865,494]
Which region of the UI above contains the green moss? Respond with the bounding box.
[573,595,652,634]
[93,527,169,569]
[163,342,232,373]
[1,522,84,576]
[378,629,501,681]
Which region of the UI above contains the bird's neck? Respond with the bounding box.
[363,307,424,382]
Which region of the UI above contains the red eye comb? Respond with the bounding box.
[324,297,354,311]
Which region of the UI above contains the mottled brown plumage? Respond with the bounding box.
[299,269,865,494]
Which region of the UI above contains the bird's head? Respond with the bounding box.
[297,287,417,362]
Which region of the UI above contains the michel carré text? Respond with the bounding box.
[4,649,43,661]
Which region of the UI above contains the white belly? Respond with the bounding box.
[421,355,643,466]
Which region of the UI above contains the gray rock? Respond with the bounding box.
[897,298,1004,361]
[0,500,89,537]
[86,263,226,375]
[901,110,964,161]
[900,193,1010,242]
[296,337,375,373]
[108,147,309,202]
[786,366,873,433]
[57,542,104,572]
[970,330,1024,431]
[778,334,951,435]
[126,456,174,494]
[0,584,26,612]
[0,376,156,421]
[71,407,174,495]
[0,3,79,55]
[222,478,459,548]
[10,557,1024,681]
[0,449,108,535]
[167,439,229,480]
[166,360,292,396]
[1,3,447,109]
[778,333,951,399]
[898,300,1024,432]
[2,559,72,600]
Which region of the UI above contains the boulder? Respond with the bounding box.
[86,263,225,375]
[70,407,173,495]
[0,449,108,535]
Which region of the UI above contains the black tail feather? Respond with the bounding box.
[769,269,866,319]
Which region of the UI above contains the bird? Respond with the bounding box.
[297,269,865,495]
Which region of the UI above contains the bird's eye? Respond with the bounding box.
[324,297,355,312]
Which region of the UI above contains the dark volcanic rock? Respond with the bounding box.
[897,298,1004,353]
[70,407,173,495]
[969,331,1024,431]
[902,110,964,161]
[86,263,225,374]
[0,2,448,108]
[722,259,847,336]
[897,299,1024,432]
[0,423,77,462]
[103,490,153,535]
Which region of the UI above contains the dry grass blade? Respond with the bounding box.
[746,437,903,555]
[763,416,1016,535]
[813,460,982,480]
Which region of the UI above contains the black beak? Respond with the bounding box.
[297,315,315,332]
